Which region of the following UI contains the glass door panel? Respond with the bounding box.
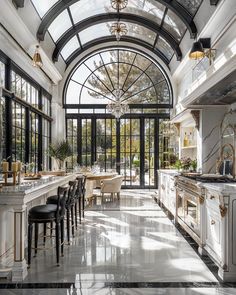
[96,118,116,171]
[145,119,155,187]
[120,118,140,186]
[67,116,159,188]
[81,119,92,166]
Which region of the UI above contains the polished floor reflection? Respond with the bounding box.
[2,288,236,295]
[23,190,217,283]
[2,190,236,294]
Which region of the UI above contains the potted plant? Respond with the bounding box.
[174,159,182,171]
[180,157,192,172]
[48,140,73,172]
[191,159,197,172]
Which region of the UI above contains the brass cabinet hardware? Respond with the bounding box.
[219,205,227,218]
[210,195,215,200]
[211,220,216,225]
[199,196,204,204]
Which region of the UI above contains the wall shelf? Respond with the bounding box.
[181,146,197,149]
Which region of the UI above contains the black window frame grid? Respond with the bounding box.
[0,50,52,172]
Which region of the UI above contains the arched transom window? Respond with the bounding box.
[65,49,172,112]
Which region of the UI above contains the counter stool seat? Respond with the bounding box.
[46,181,77,245]
[29,204,59,220]
[28,186,68,268]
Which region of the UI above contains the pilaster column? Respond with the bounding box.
[11,204,27,281]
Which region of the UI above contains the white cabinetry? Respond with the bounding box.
[203,183,236,281]
[158,170,178,217]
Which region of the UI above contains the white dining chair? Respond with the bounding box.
[100,175,123,200]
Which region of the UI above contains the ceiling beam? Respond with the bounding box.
[52,13,182,62]
[37,0,197,41]
[12,0,24,8]
[65,36,170,67]
[210,0,220,5]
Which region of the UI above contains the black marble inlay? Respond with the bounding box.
[1,281,236,289]
[157,200,220,281]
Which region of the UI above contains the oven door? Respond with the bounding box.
[184,192,200,236]
[177,188,184,221]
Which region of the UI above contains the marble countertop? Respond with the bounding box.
[158,169,179,176]
[201,182,236,194]
[0,174,75,206]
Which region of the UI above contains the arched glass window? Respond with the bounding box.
[31,0,203,65]
[65,49,172,111]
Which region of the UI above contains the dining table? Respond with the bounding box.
[85,172,118,181]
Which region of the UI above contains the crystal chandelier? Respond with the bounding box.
[106,89,129,119]
[32,45,43,68]
[111,0,128,10]
[110,22,128,41]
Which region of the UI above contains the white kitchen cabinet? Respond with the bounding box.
[158,170,178,217]
[203,183,236,282]
[205,201,223,261]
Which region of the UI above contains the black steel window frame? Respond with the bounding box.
[64,48,172,188]
[63,48,173,109]
[34,0,203,65]
[66,113,169,189]
[0,50,52,171]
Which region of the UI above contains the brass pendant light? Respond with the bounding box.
[32,45,43,68]
[111,0,128,10]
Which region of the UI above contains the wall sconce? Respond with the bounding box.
[189,38,216,65]
[32,45,43,68]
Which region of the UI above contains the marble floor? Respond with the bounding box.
[1,190,236,294]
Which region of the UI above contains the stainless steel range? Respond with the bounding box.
[176,174,236,252]
[176,175,205,250]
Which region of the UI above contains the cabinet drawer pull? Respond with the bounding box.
[161,184,165,190]
[210,195,215,200]
[211,220,216,225]
[170,188,174,192]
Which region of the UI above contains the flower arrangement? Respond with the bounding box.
[174,158,197,172]
[181,157,192,170]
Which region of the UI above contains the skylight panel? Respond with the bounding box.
[31,0,58,18]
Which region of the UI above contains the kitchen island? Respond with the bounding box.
[0,174,75,281]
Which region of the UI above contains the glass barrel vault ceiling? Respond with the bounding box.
[31,0,203,64]
[65,49,172,108]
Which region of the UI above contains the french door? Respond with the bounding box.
[67,116,158,188]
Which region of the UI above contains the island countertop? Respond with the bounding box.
[0,174,75,206]
[0,173,76,281]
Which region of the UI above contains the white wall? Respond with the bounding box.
[171,0,236,111]
[200,106,228,173]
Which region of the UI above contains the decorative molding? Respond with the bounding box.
[190,110,200,130]
[173,123,180,136]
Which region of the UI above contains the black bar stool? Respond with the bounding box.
[75,176,84,226]
[76,175,86,220]
[47,180,77,245]
[27,186,68,267]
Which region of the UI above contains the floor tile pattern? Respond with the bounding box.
[1,190,236,294]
